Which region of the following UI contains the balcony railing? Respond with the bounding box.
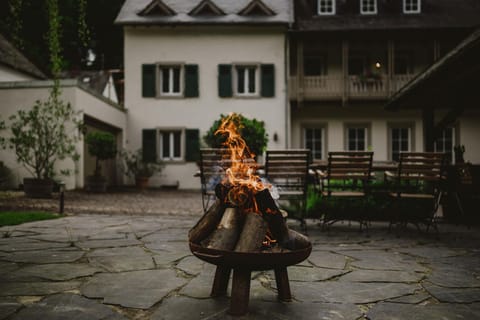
[289,74,415,101]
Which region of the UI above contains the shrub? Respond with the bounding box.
[85,132,117,177]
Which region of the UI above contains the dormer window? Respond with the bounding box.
[404,0,421,14]
[318,0,335,15]
[360,0,377,15]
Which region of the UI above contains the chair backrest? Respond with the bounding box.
[265,149,311,199]
[199,148,231,194]
[395,152,447,189]
[325,151,373,183]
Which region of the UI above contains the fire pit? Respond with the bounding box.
[189,113,312,316]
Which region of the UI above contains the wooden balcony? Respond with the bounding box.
[289,74,415,101]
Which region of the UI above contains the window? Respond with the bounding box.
[404,0,421,14]
[360,0,377,14]
[142,128,200,163]
[304,127,325,160]
[141,63,198,98]
[304,53,327,76]
[389,125,413,161]
[218,64,275,98]
[318,0,335,15]
[160,130,182,160]
[159,65,182,96]
[394,51,414,75]
[435,127,455,164]
[235,65,258,96]
[346,126,368,151]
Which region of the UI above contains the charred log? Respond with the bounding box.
[234,212,267,253]
[206,207,244,251]
[254,189,290,246]
[189,200,224,244]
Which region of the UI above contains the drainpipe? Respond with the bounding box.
[285,30,291,149]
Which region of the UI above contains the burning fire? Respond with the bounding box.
[215,113,270,209]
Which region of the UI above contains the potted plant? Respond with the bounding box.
[0,99,82,198]
[121,149,163,189]
[85,131,117,192]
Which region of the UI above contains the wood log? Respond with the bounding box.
[188,200,224,244]
[234,212,267,252]
[254,189,290,246]
[207,207,243,251]
[284,229,311,250]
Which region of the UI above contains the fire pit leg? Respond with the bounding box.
[274,267,292,302]
[211,266,231,297]
[228,269,251,316]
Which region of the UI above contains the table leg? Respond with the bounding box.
[210,266,231,297]
[275,267,292,302]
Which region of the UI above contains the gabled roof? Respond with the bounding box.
[138,0,176,17]
[238,0,276,16]
[115,0,292,26]
[189,0,225,16]
[0,34,46,80]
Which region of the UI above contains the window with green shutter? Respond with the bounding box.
[185,129,200,162]
[142,64,156,97]
[142,129,157,162]
[218,64,233,98]
[184,64,199,98]
[261,64,275,97]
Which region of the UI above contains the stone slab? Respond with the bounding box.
[87,246,155,272]
[0,298,22,320]
[424,283,480,303]
[0,281,81,296]
[9,293,126,320]
[340,269,423,283]
[7,263,100,281]
[368,302,480,320]
[3,248,84,264]
[81,269,188,309]
[308,250,348,269]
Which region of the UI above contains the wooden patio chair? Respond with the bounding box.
[264,149,311,227]
[316,151,374,230]
[385,152,447,232]
[199,148,230,212]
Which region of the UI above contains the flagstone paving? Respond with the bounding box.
[0,190,480,319]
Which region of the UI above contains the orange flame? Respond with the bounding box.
[215,113,269,202]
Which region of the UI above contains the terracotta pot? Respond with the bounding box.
[23,178,54,198]
[135,176,149,189]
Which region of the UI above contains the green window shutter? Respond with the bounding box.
[218,64,233,98]
[185,129,200,162]
[261,64,275,97]
[184,64,199,98]
[142,64,156,97]
[142,129,157,162]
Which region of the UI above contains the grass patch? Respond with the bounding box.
[0,211,61,227]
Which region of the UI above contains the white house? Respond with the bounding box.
[115,0,293,189]
[0,34,127,190]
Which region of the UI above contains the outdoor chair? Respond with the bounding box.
[316,151,374,230]
[199,148,231,212]
[264,149,311,228]
[385,152,447,232]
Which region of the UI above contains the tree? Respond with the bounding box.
[85,132,117,177]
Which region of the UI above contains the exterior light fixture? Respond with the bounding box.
[375,62,381,69]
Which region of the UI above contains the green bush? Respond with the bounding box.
[204,113,268,157]
[85,132,117,176]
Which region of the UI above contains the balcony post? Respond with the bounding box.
[387,40,394,96]
[296,39,304,108]
[342,40,349,106]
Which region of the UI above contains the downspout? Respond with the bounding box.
[285,29,291,149]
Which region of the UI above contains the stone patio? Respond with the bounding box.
[1,190,480,319]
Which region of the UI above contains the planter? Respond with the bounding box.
[135,176,150,190]
[86,175,107,193]
[23,178,54,198]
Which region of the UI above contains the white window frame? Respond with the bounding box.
[434,127,455,164]
[159,128,185,161]
[403,0,421,14]
[345,124,370,152]
[158,64,184,97]
[318,0,335,15]
[304,126,326,160]
[360,0,377,15]
[233,64,259,97]
[389,124,414,161]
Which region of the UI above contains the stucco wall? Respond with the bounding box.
[124,26,288,189]
[0,64,36,82]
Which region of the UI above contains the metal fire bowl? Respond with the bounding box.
[189,242,312,271]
